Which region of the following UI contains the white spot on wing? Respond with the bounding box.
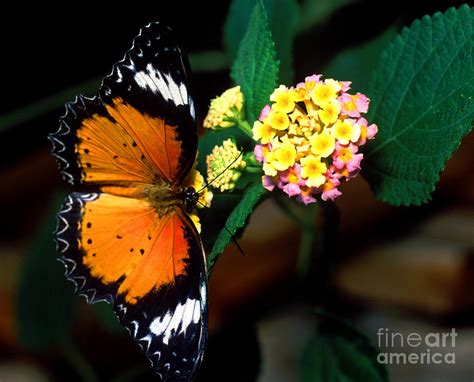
[164,72,185,106]
[179,82,188,103]
[189,98,196,120]
[133,64,187,106]
[149,298,200,345]
[116,67,123,83]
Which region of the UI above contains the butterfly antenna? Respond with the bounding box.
[222,225,245,255]
[195,200,245,256]
[197,149,244,193]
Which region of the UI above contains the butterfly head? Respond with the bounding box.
[182,186,199,212]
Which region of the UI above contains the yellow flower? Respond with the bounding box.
[311,79,341,108]
[189,213,202,233]
[272,88,296,114]
[203,86,243,130]
[325,79,342,92]
[267,110,290,131]
[300,155,327,187]
[253,120,276,144]
[262,151,278,176]
[271,141,297,171]
[337,146,354,164]
[296,144,310,154]
[291,136,305,146]
[206,139,246,192]
[310,131,336,158]
[333,120,361,145]
[270,85,287,101]
[305,80,317,91]
[292,87,308,102]
[317,99,341,126]
[309,118,321,134]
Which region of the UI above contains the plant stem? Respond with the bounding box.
[297,204,318,278]
[315,202,340,303]
[236,119,253,138]
[245,165,263,173]
[275,197,304,228]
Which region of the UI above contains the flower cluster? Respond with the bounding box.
[206,139,246,192]
[203,86,244,130]
[253,75,377,204]
[184,168,213,232]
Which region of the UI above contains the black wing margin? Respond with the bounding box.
[48,96,108,185]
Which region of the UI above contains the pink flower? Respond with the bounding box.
[283,183,302,197]
[296,74,322,89]
[332,143,359,170]
[262,175,276,191]
[259,104,271,121]
[338,92,369,118]
[297,189,317,205]
[280,164,305,184]
[321,176,342,201]
[254,144,264,162]
[355,93,369,113]
[346,153,363,173]
[367,123,378,139]
[331,143,363,180]
[305,74,322,83]
[356,117,378,145]
[279,164,305,197]
[340,81,351,92]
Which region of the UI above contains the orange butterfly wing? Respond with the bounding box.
[49,23,207,380]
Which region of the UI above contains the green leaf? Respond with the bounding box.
[324,26,398,94]
[16,193,76,352]
[207,182,266,272]
[297,0,351,33]
[225,0,298,84]
[231,0,280,124]
[189,50,230,73]
[363,5,474,206]
[301,310,389,382]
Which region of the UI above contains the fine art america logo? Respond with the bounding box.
[377,328,457,365]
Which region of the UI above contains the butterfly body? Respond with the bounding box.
[143,180,198,216]
[49,23,208,381]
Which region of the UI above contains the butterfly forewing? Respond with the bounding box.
[100,22,197,185]
[50,22,208,381]
[49,23,197,188]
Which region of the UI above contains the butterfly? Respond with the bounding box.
[49,23,208,381]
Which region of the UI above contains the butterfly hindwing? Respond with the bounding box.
[56,193,207,379]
